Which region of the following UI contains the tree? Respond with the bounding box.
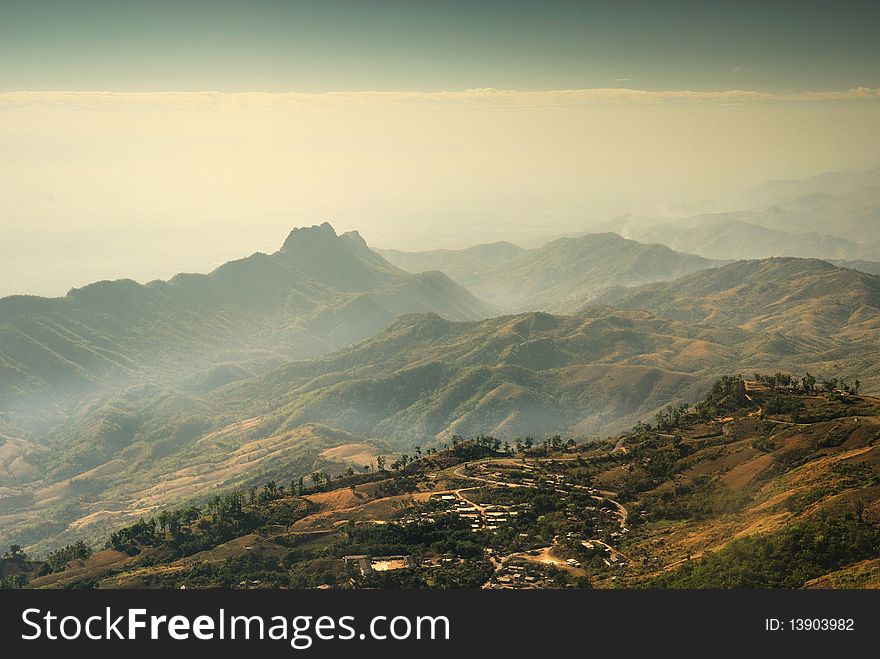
[157,510,171,534]
[775,373,793,389]
[376,455,386,472]
[801,372,816,394]
[46,541,92,572]
[259,481,278,502]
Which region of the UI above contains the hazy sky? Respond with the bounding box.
[2,1,880,297]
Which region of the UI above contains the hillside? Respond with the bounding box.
[216,310,732,443]
[6,292,879,555]
[596,257,880,340]
[12,379,879,590]
[380,233,717,313]
[0,223,491,431]
[0,309,716,552]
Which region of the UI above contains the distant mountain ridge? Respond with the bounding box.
[0,223,492,426]
[747,165,880,208]
[380,232,718,313]
[599,212,880,262]
[588,167,880,261]
[595,257,880,339]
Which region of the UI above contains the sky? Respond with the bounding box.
[2,0,880,296]
[4,0,880,93]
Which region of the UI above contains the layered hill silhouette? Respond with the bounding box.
[0,223,491,426]
[600,212,880,262]
[4,216,880,556]
[380,232,716,313]
[595,257,880,339]
[747,164,880,213]
[592,168,880,262]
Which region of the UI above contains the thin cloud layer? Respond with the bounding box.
[2,87,879,111]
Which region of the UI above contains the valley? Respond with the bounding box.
[6,378,878,589]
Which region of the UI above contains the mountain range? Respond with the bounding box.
[3,165,880,558]
[597,211,880,262]
[585,168,880,263]
[5,253,879,552]
[0,223,490,433]
[380,232,717,313]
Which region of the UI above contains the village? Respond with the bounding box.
[341,455,631,588]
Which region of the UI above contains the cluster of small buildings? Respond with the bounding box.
[490,563,550,589]
[422,493,526,532]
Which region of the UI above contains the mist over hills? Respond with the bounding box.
[215,310,719,442]
[601,212,880,262]
[3,168,880,555]
[213,255,880,448]
[0,307,778,551]
[10,245,880,551]
[746,165,880,210]
[381,232,717,313]
[588,167,880,263]
[0,223,491,429]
